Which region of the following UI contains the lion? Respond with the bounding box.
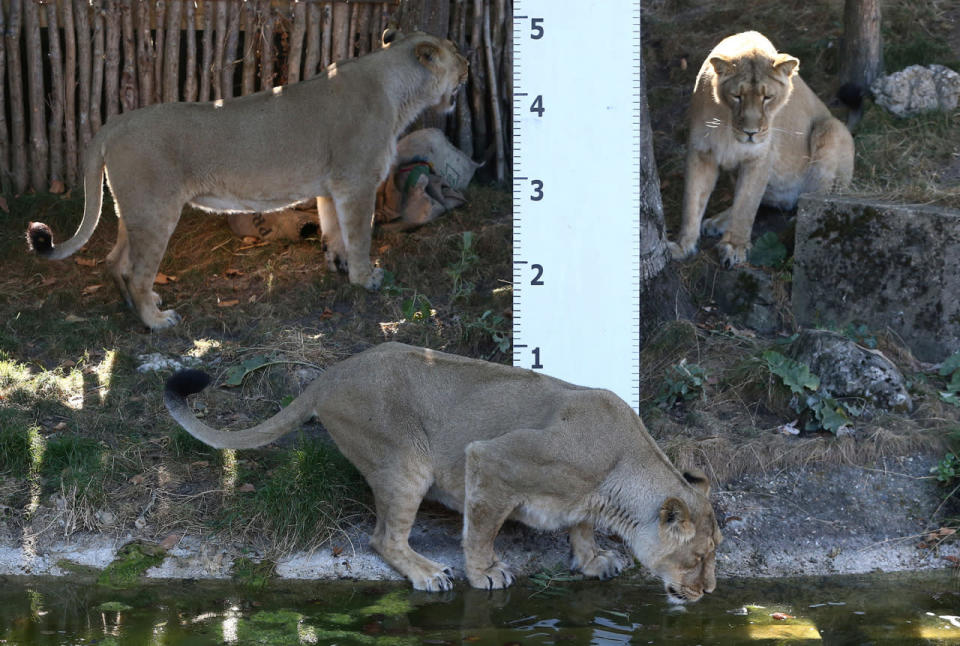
[667,31,854,268]
[26,29,468,330]
[164,342,722,603]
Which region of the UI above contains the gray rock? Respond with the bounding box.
[792,195,960,363]
[787,329,912,412]
[712,266,783,334]
[871,64,960,117]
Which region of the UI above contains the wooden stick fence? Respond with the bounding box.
[0,0,512,194]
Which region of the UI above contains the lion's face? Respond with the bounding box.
[710,53,798,144]
[383,30,469,114]
[649,496,722,604]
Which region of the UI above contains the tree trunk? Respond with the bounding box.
[163,0,182,103]
[211,0,226,100]
[0,2,7,190]
[46,1,66,191]
[241,1,256,95]
[320,2,332,67]
[221,0,241,98]
[331,2,349,63]
[482,1,503,180]
[63,0,79,184]
[637,17,694,345]
[104,0,121,119]
[258,0,276,89]
[75,0,92,150]
[303,1,321,78]
[137,0,154,107]
[24,0,48,190]
[90,0,105,133]
[153,0,166,104]
[199,0,214,100]
[184,0,198,101]
[6,0,26,193]
[120,0,138,112]
[468,0,487,159]
[286,1,306,83]
[839,0,882,129]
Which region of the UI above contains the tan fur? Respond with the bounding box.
[28,31,467,330]
[667,31,854,268]
[165,343,722,602]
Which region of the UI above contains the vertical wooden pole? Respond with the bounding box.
[469,0,488,159]
[162,0,182,102]
[303,1,320,79]
[153,0,166,103]
[6,0,26,193]
[211,0,226,100]
[356,3,371,56]
[184,0,198,101]
[258,0,276,90]
[199,0,214,100]
[286,1,306,83]
[348,3,359,57]
[320,2,332,68]
[46,1,66,192]
[482,0,503,180]
[120,0,138,112]
[332,2,349,63]
[75,0,92,150]
[241,0,256,95]
[0,3,9,190]
[221,0,241,97]
[137,0,154,107]
[104,0,121,119]
[24,0,49,190]
[63,0,79,184]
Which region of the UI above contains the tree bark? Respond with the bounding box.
[241,1,256,95]
[120,0,138,112]
[331,2,349,63]
[199,0,214,100]
[75,0,92,149]
[153,0,166,104]
[104,0,121,118]
[211,0,226,100]
[258,0,276,89]
[6,0,26,193]
[468,0,487,159]
[137,0,154,107]
[63,0,79,184]
[163,0,182,102]
[840,0,883,90]
[91,0,105,133]
[320,2,332,67]
[0,2,7,190]
[482,1,503,180]
[221,0,241,97]
[184,0,198,101]
[24,0,48,190]
[46,1,66,191]
[356,3,371,56]
[303,1,321,78]
[286,1,306,83]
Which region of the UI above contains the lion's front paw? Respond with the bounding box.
[716,241,750,269]
[701,210,731,237]
[667,240,697,261]
[573,549,629,580]
[364,267,384,290]
[145,309,182,330]
[467,561,515,590]
[410,565,455,592]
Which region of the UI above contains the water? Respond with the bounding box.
[2,570,960,645]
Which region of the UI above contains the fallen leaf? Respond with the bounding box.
[917,542,930,549]
[53,421,68,432]
[225,268,244,277]
[64,313,86,323]
[154,272,177,285]
[75,257,97,267]
[40,276,58,287]
[332,545,343,557]
[241,236,258,244]
[129,474,145,485]
[190,460,209,468]
[217,298,240,308]
[319,307,335,320]
[49,180,66,194]
[938,527,957,537]
[81,284,104,296]
[62,359,76,368]
[777,420,801,435]
[237,483,256,493]
[771,612,794,621]
[944,555,960,565]
[159,533,180,550]
[61,189,73,199]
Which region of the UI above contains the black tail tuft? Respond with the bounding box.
[26,222,54,255]
[835,82,866,112]
[165,369,213,398]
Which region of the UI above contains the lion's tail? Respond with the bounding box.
[164,370,317,450]
[26,132,107,260]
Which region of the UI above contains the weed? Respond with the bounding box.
[400,292,434,322]
[0,425,43,477]
[462,309,511,356]
[40,436,105,497]
[447,231,480,302]
[932,451,960,485]
[231,556,276,590]
[762,351,859,433]
[939,351,960,408]
[527,565,581,598]
[656,359,708,407]
[748,232,788,268]
[97,541,166,588]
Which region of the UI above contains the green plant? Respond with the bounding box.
[656,360,708,407]
[841,323,878,349]
[932,452,960,485]
[401,291,434,322]
[748,232,788,268]
[463,310,511,356]
[762,350,858,434]
[939,351,960,408]
[447,231,480,302]
[40,436,105,496]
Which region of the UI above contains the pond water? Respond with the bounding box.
[2,570,960,645]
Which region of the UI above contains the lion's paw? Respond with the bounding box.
[145,309,182,330]
[467,561,515,590]
[411,566,455,593]
[667,240,696,261]
[364,267,384,291]
[701,211,731,237]
[573,549,629,580]
[716,242,749,269]
[152,291,163,307]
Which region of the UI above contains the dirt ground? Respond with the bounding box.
[2,0,960,587]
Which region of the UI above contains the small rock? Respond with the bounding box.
[871,64,960,117]
[96,510,117,527]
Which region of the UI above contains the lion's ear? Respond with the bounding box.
[709,56,734,78]
[381,24,402,47]
[416,42,441,67]
[774,54,799,77]
[659,497,695,543]
[683,469,711,496]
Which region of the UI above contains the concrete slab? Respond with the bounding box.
[792,195,960,362]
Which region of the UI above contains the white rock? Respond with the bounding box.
[871,64,960,117]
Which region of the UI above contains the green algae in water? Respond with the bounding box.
[96,541,166,588]
[4,571,960,644]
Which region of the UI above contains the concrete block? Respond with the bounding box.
[792,195,960,362]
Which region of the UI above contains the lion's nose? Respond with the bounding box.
[743,128,759,137]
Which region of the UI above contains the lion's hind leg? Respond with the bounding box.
[105,218,133,307]
[568,521,629,580]
[367,464,454,592]
[317,196,347,275]
[121,207,183,330]
[805,117,855,194]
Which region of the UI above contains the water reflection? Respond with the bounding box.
[0,570,959,644]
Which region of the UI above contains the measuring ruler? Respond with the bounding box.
[512,0,641,411]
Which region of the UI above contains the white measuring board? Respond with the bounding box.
[512,0,641,411]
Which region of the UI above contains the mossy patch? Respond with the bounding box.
[97,541,166,588]
[97,601,134,612]
[55,559,101,577]
[356,590,414,618]
[230,556,276,590]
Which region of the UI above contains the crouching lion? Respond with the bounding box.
[667,31,854,268]
[164,342,722,603]
[27,29,468,330]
